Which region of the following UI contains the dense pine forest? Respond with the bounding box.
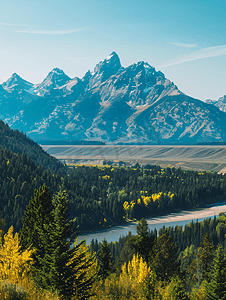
[1,120,226,299]
[0,120,63,172]
[1,146,226,232]
[1,120,226,233]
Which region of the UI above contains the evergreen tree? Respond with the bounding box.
[200,233,214,282]
[19,184,54,283]
[72,239,97,299]
[205,245,226,300]
[152,230,181,282]
[163,276,189,300]
[47,189,96,299]
[20,186,96,299]
[42,189,77,298]
[98,238,114,280]
[129,218,155,264]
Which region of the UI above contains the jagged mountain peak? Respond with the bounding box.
[2,73,33,92]
[93,51,121,74]
[128,61,165,79]
[215,95,226,112]
[11,72,21,79]
[2,52,226,145]
[218,95,226,103]
[105,51,120,61]
[44,68,71,83]
[34,68,71,97]
[88,52,122,89]
[205,95,226,113]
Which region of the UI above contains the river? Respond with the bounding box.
[78,203,226,245]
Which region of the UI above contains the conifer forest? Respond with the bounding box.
[1,120,226,299]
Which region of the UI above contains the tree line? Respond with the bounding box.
[1,119,226,233]
[65,164,226,232]
[2,187,226,300]
[89,216,226,299]
[1,141,226,233]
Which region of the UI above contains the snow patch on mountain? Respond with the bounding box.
[33,68,71,96]
[1,52,226,144]
[2,73,33,93]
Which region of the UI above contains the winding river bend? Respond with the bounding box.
[78,203,226,245]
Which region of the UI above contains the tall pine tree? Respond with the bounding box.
[20,185,96,300]
[152,230,181,282]
[46,189,96,299]
[129,218,155,264]
[200,233,214,283]
[205,245,226,300]
[19,184,54,287]
[98,238,114,280]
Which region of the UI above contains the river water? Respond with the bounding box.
[78,203,226,245]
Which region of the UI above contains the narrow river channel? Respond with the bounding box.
[78,203,226,245]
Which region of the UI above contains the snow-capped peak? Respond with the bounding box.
[105,51,118,61]
[45,68,71,81]
[93,52,121,74]
[2,73,33,92]
[49,68,67,76]
[33,68,71,97]
[87,52,121,89]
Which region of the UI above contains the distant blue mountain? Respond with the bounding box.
[1,52,226,144]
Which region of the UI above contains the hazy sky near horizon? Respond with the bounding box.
[1,0,226,101]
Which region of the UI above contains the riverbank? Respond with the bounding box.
[145,202,226,225]
[78,202,226,244]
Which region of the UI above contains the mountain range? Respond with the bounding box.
[1,51,226,144]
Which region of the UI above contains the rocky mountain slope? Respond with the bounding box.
[1,52,226,144]
[205,96,226,113]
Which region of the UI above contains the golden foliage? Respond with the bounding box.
[190,283,206,300]
[120,254,160,299]
[0,226,59,299]
[0,226,34,283]
[137,191,176,207]
[121,254,150,288]
[123,201,130,211]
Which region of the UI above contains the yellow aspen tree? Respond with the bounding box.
[0,225,34,283]
[120,254,160,299]
[121,254,149,289]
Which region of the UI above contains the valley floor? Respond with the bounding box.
[41,144,226,173]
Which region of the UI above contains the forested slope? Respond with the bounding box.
[0,120,63,172]
[1,151,226,232]
[0,147,62,231]
[1,119,226,233]
[1,120,226,298]
[65,165,226,232]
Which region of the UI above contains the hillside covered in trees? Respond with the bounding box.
[1,147,226,233]
[87,215,226,299]
[0,120,226,233]
[0,118,226,232]
[2,197,226,299]
[1,121,226,299]
[0,120,63,172]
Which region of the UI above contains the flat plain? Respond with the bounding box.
[41,144,226,173]
[41,145,226,173]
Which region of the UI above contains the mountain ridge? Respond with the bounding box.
[1,52,226,144]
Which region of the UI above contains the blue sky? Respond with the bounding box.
[1,0,226,100]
